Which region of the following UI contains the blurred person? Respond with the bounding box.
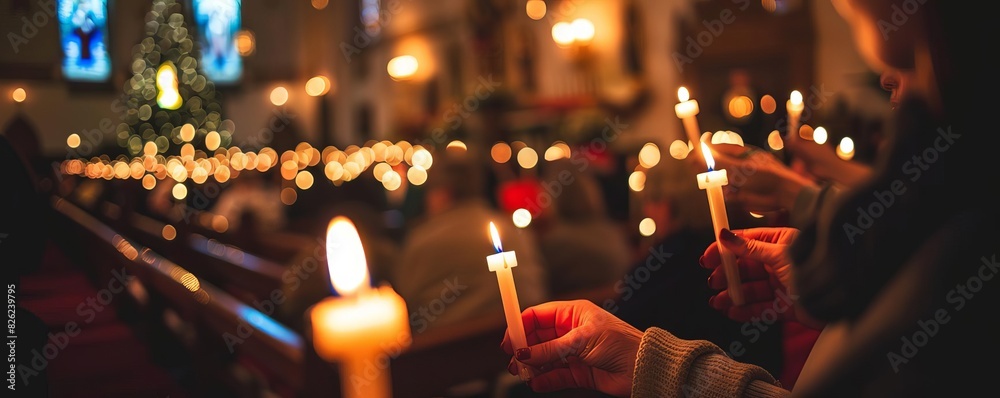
[498,0,1000,396]
[536,159,631,298]
[210,169,286,235]
[1,134,50,395]
[390,148,548,333]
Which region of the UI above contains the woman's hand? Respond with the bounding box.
[500,300,642,397]
[701,227,821,328]
[784,138,873,188]
[710,144,819,213]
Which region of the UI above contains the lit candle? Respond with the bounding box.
[674,87,704,161]
[786,90,804,140]
[310,217,411,398]
[696,143,744,306]
[487,222,533,382]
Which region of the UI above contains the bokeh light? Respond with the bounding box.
[235,30,255,56]
[760,94,777,114]
[837,137,855,160]
[67,134,81,148]
[571,18,595,43]
[638,143,661,168]
[669,140,690,160]
[295,170,315,190]
[526,0,546,20]
[813,126,828,145]
[270,86,289,106]
[172,183,187,200]
[12,87,26,102]
[768,130,784,150]
[517,147,538,169]
[513,208,532,228]
[551,22,574,47]
[387,55,419,81]
[407,165,427,185]
[305,76,331,96]
[491,142,512,163]
[639,218,656,237]
[628,170,646,192]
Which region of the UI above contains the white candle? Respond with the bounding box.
[311,217,411,398]
[696,143,744,306]
[487,222,532,381]
[786,90,804,141]
[675,87,704,162]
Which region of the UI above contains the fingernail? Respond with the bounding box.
[719,228,738,243]
[516,348,531,361]
[698,255,706,267]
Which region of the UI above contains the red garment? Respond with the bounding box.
[496,178,543,216]
[779,320,822,389]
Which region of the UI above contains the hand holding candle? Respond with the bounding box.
[696,143,744,306]
[487,222,532,381]
[310,217,411,398]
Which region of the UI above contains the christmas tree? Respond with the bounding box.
[117,0,235,159]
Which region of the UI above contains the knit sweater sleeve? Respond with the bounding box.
[632,327,789,398]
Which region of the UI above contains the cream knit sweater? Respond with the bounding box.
[632,328,790,398]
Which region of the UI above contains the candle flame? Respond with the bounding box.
[326,216,370,297]
[700,142,715,171]
[790,90,803,105]
[489,222,503,253]
[678,87,690,102]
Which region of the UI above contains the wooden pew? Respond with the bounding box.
[97,201,287,306]
[51,196,305,397]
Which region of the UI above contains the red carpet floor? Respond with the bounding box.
[19,240,190,398]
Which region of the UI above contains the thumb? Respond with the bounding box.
[518,328,586,368]
[719,229,785,266]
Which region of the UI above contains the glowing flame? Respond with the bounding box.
[700,142,715,171]
[489,222,503,253]
[326,217,370,297]
[790,90,803,106]
[678,87,690,102]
